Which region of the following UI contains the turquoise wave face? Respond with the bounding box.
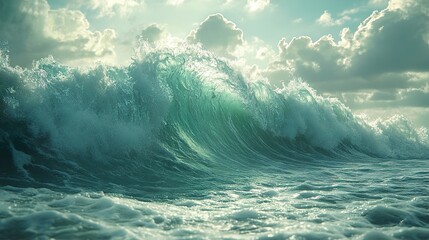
[0,46,429,192]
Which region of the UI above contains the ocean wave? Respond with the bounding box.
[0,45,428,189]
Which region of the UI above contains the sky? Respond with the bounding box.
[1,0,429,128]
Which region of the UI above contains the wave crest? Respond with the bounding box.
[0,45,428,189]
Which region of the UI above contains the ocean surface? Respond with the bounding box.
[1,46,429,239]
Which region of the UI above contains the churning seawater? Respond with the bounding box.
[1,45,428,239]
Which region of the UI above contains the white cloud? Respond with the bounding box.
[0,0,116,67]
[293,18,303,24]
[274,35,347,85]
[166,0,185,6]
[317,11,335,26]
[369,0,389,7]
[269,0,429,88]
[341,8,360,16]
[72,0,142,18]
[44,9,90,41]
[186,14,275,83]
[255,46,272,60]
[187,14,243,58]
[387,0,415,11]
[263,0,429,119]
[316,10,349,26]
[232,37,275,79]
[246,0,270,12]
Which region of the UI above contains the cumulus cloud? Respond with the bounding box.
[231,37,276,80]
[260,0,429,123]
[246,0,270,12]
[138,24,165,44]
[186,13,274,83]
[266,0,429,96]
[351,4,429,76]
[0,0,116,67]
[316,10,349,26]
[277,35,347,81]
[187,14,243,57]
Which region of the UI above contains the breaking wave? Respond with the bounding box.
[1,45,428,192]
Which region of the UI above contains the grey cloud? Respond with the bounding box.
[337,86,429,110]
[0,0,116,67]
[187,13,243,57]
[351,8,429,76]
[139,24,164,44]
[278,35,346,82]
[266,0,429,94]
[369,91,397,101]
[306,72,426,97]
[262,65,293,88]
[399,88,429,107]
[264,0,429,120]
